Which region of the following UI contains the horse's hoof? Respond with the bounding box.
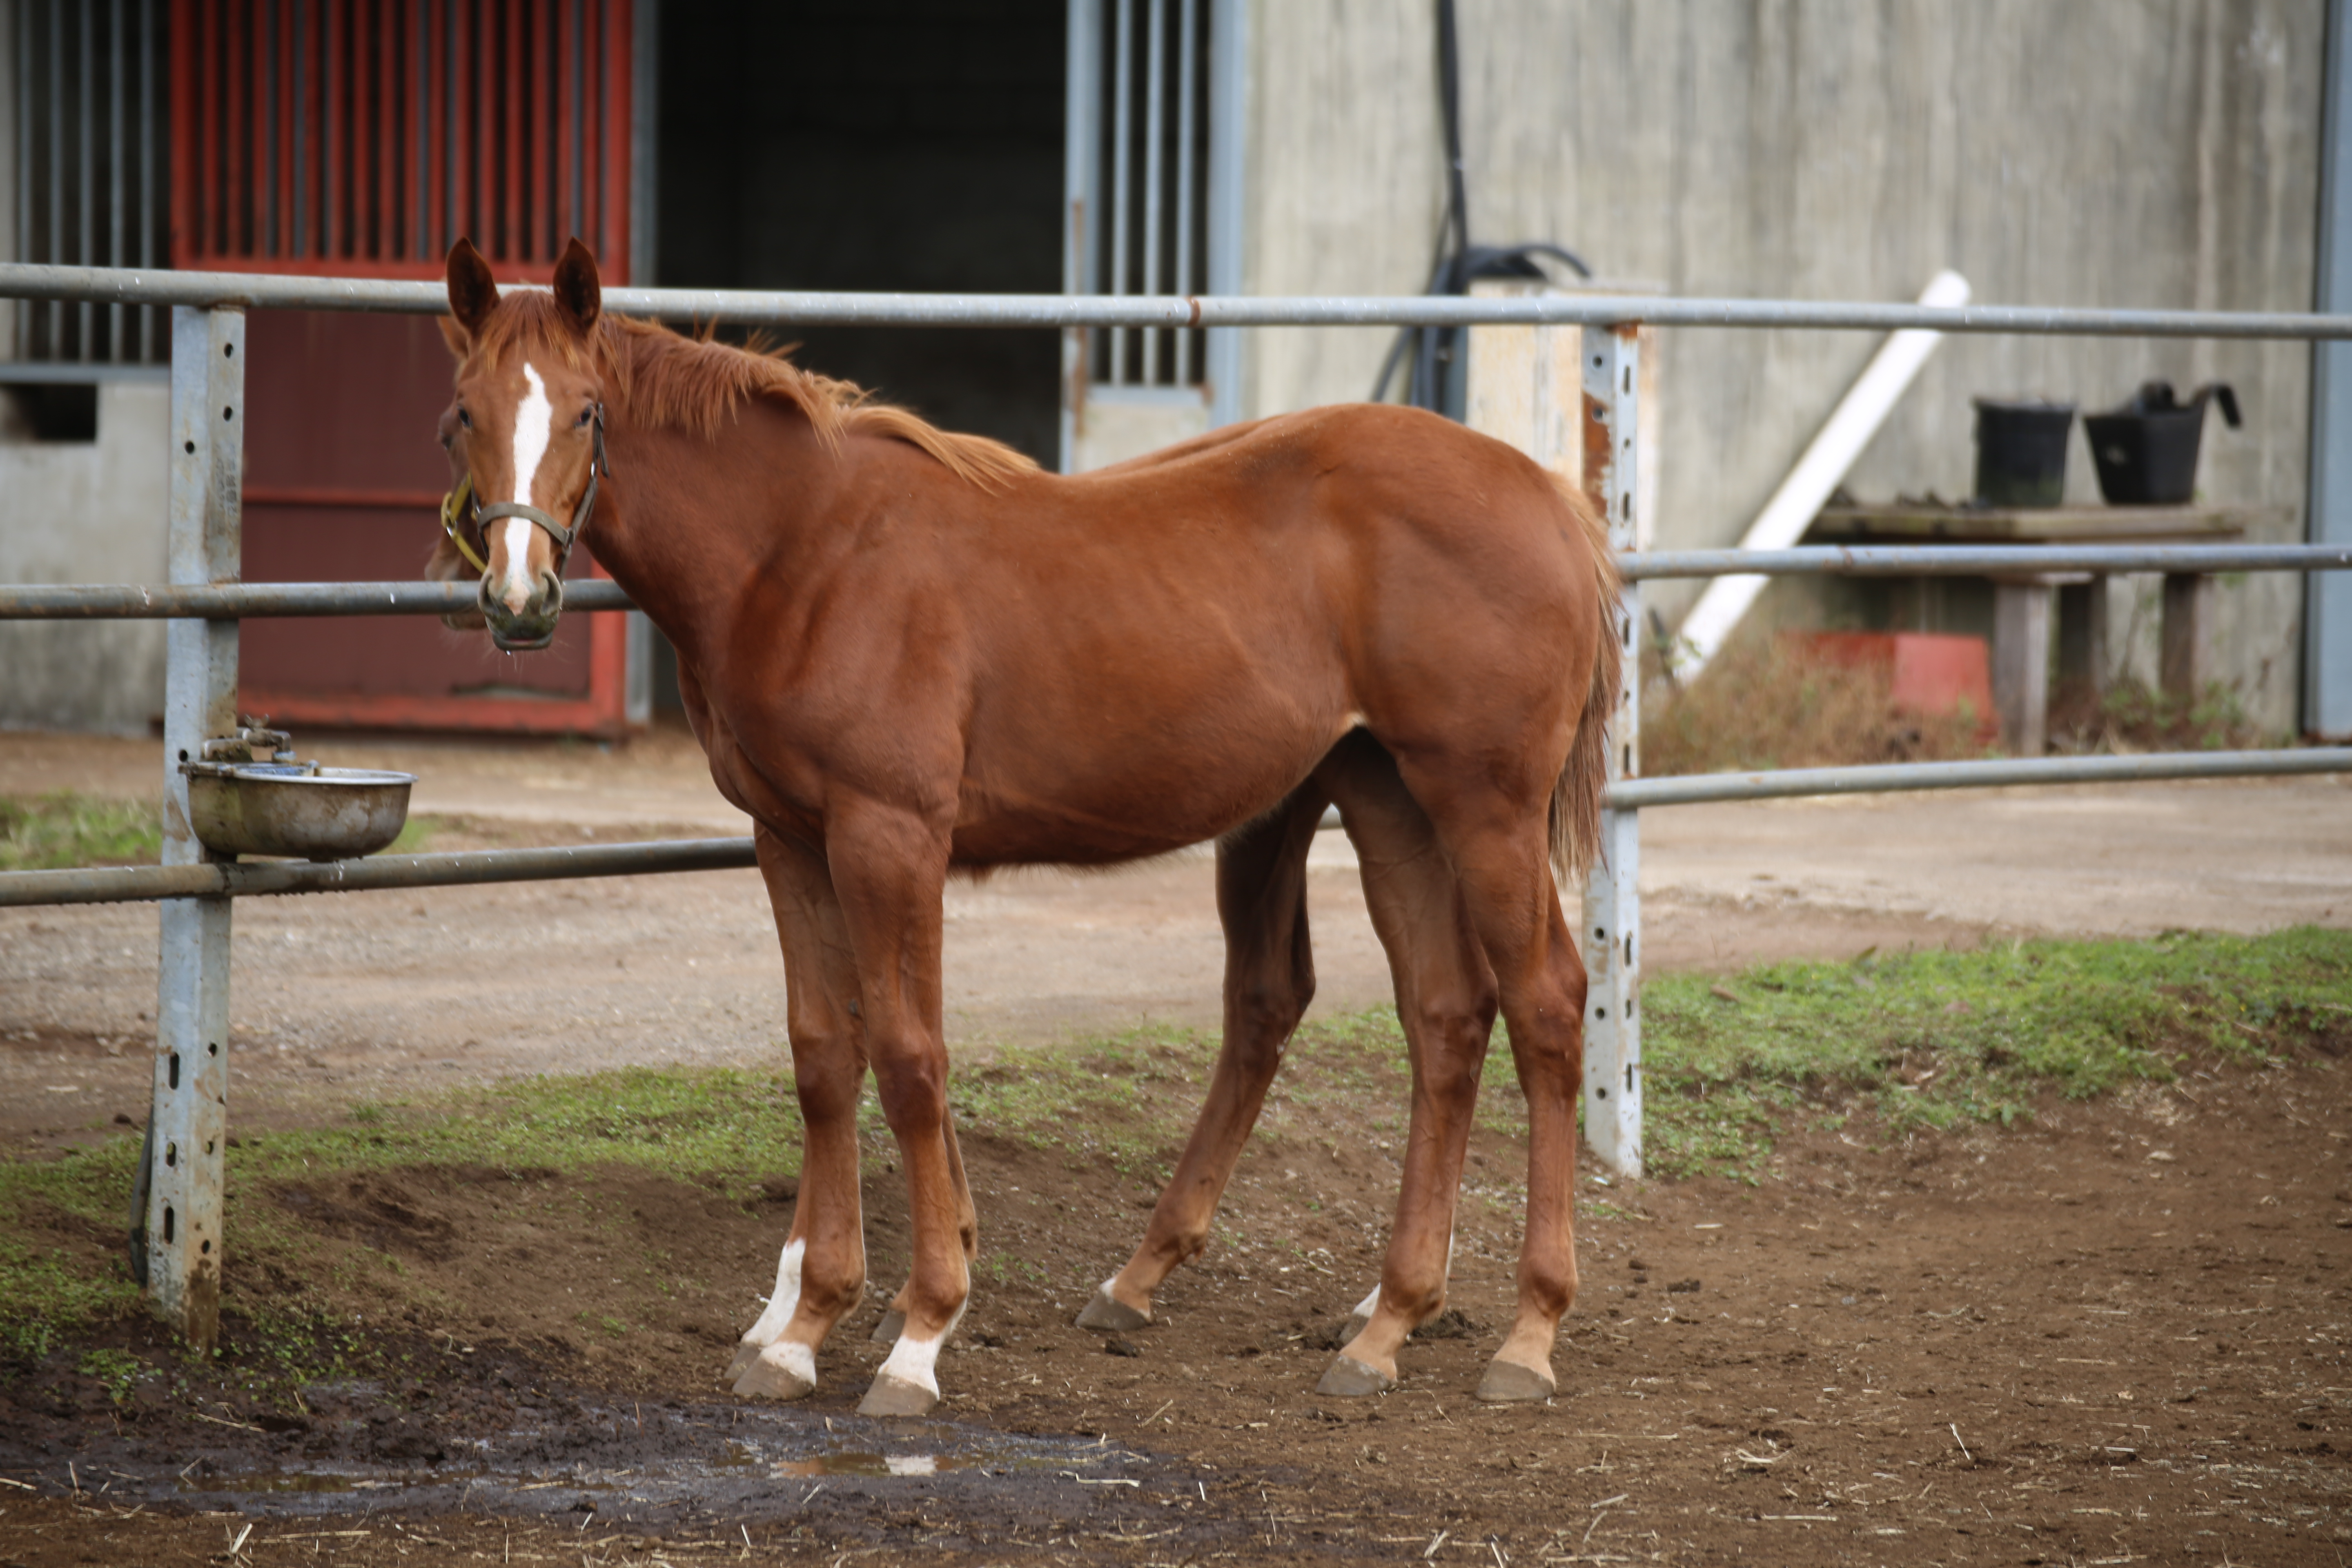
[869,1309,906,1345]
[723,1340,765,1384]
[731,1343,816,1401]
[1316,1354,1396,1398]
[1476,1356,1556,1403]
[857,1372,938,1418]
[1075,1284,1152,1332]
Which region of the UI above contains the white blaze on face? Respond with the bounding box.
[497,361,556,614]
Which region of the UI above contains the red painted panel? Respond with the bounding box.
[604,0,629,266]
[504,0,523,261]
[1788,632,1998,742]
[172,1,637,733]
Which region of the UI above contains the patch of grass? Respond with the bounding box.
[0,1131,150,1361]
[0,791,160,870]
[1640,927,2352,1178]
[245,1066,813,1192]
[384,814,437,855]
[76,1346,146,1403]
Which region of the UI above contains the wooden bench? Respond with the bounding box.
[1806,502,2294,753]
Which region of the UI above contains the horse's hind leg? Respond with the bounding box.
[731,825,871,1401]
[1075,784,1326,1331]
[1411,780,1590,1403]
[1310,733,1499,1396]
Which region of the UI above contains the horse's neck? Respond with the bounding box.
[588,411,822,675]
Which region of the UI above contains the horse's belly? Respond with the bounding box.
[950,707,1343,867]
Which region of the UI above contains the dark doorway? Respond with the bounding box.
[648,0,1066,712]
[655,1,1065,458]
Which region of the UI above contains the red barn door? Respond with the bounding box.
[172,0,640,735]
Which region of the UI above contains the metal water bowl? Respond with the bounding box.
[185,762,418,862]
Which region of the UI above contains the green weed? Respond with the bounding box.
[1639,927,2351,1178]
[0,792,160,871]
[76,1347,146,1403]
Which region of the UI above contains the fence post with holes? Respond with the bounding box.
[1580,323,1642,1180]
[145,304,243,1350]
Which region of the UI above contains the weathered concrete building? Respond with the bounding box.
[1234,1,2328,732]
[2,0,2344,735]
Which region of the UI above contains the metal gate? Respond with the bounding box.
[1059,0,1244,472]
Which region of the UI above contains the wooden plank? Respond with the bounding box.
[1991,579,2053,755]
[1811,502,2287,544]
[2161,572,2217,698]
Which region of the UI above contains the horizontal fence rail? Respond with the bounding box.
[0,837,757,909]
[0,580,633,618]
[6,547,2349,620]
[1606,748,2352,809]
[10,261,2352,338]
[1621,543,2352,580]
[8,744,2348,909]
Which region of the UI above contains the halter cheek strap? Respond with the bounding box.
[439,404,612,575]
[438,472,488,573]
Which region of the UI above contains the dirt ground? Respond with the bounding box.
[2,728,2350,1564]
[2,1047,2348,1566]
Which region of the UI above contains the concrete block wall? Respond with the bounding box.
[0,380,170,735]
[1237,0,2324,731]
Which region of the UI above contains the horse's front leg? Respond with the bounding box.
[821,801,969,1418]
[871,1114,978,1344]
[730,824,871,1400]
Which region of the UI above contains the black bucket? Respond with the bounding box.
[1972,399,2076,508]
[2083,381,2241,505]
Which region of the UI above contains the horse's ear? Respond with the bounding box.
[436,314,470,361]
[552,238,602,338]
[445,238,499,338]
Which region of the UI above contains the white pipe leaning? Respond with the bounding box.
[1673,271,1971,677]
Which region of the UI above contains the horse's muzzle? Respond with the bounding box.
[481,570,564,651]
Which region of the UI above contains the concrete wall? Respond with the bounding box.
[0,381,170,735]
[1239,0,2325,731]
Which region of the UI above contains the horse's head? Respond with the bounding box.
[438,236,610,651]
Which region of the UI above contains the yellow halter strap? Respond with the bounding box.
[438,472,488,574]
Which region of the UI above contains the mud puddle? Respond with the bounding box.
[136,1396,1174,1530]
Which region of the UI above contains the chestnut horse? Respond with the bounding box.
[429,238,1619,1416]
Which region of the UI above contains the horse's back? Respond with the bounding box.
[934,403,1607,864]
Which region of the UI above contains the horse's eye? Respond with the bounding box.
[457,408,472,429]
[576,408,593,428]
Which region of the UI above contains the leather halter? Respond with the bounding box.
[440,403,611,575]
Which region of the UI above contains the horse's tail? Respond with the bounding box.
[1548,477,1622,882]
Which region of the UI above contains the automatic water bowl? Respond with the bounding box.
[183,727,417,862]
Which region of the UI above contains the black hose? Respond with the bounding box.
[1372,0,1593,414]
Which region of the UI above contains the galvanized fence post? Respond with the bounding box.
[145,304,244,1350]
[1580,325,1642,1180]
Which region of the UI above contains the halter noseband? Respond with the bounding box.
[440,403,612,575]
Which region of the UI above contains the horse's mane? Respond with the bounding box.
[463,292,1040,491]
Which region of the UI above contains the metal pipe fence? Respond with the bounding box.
[6,262,2352,1347]
[8,746,2350,911]
[7,546,2350,622]
[15,259,2352,337]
